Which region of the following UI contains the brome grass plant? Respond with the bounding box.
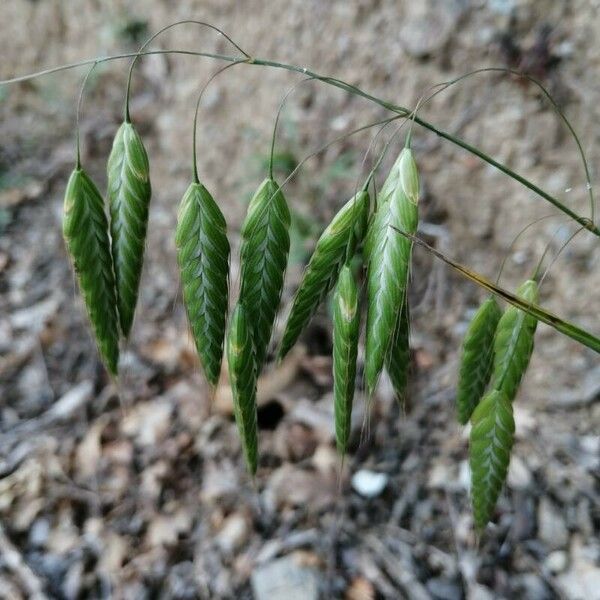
[4,19,599,531]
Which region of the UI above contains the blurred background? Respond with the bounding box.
[1,1,599,599]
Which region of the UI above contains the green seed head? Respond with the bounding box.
[398,147,420,205]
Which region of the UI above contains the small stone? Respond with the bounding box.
[122,399,172,447]
[538,498,569,550]
[216,513,249,555]
[351,470,388,498]
[427,462,453,490]
[251,555,320,600]
[557,536,600,599]
[468,583,494,600]
[399,0,464,57]
[29,518,50,547]
[507,455,532,490]
[545,551,568,574]
[345,576,375,600]
[426,577,462,600]
[264,465,336,511]
[515,573,552,600]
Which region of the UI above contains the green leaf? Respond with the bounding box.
[492,279,539,402]
[227,303,259,475]
[469,389,515,529]
[175,182,230,386]
[107,121,152,337]
[63,168,120,375]
[456,296,502,424]
[239,178,291,373]
[278,190,368,360]
[333,265,360,456]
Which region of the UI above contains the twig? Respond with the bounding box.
[0,523,47,599]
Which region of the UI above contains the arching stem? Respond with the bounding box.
[2,49,598,236]
[75,62,98,168]
[268,77,315,180]
[192,60,248,183]
[124,19,250,122]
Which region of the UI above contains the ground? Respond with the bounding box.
[0,1,598,599]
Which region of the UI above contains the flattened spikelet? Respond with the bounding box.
[385,293,411,405]
[227,303,259,475]
[278,190,368,360]
[456,296,502,424]
[175,182,230,386]
[469,389,515,529]
[365,147,419,395]
[63,168,120,375]
[376,150,403,206]
[333,265,360,456]
[107,121,152,337]
[239,178,290,373]
[492,279,539,402]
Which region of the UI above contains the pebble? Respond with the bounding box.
[515,573,552,600]
[538,498,569,550]
[351,470,388,498]
[507,455,532,490]
[426,577,462,600]
[216,513,249,555]
[29,518,50,548]
[121,399,172,447]
[545,550,568,574]
[399,0,465,57]
[251,555,320,600]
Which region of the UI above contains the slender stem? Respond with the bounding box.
[192,60,246,183]
[75,62,98,168]
[539,226,585,287]
[421,67,595,224]
[268,77,315,180]
[124,20,250,122]
[0,50,236,85]
[393,228,600,354]
[495,213,563,284]
[246,57,600,236]
[1,48,599,237]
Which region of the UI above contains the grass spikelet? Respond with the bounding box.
[175,181,230,386]
[239,178,291,374]
[492,279,539,402]
[469,389,515,529]
[227,302,259,475]
[333,265,360,456]
[107,120,152,338]
[456,296,502,424]
[365,146,419,395]
[63,168,120,375]
[385,293,411,405]
[278,190,369,360]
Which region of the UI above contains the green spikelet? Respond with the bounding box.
[239,178,290,373]
[278,190,369,360]
[456,296,502,424]
[492,279,539,402]
[63,168,120,375]
[385,293,411,405]
[107,120,152,337]
[376,150,404,206]
[365,147,419,395]
[175,182,230,386]
[333,265,360,456]
[227,303,259,475]
[469,389,515,529]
